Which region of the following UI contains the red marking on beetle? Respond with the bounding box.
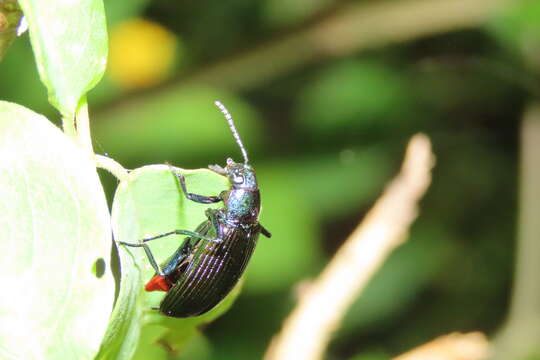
[145,275,171,292]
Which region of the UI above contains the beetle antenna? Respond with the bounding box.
[214,100,249,164]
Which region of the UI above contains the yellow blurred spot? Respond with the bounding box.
[109,18,177,89]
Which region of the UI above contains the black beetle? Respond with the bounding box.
[121,101,271,318]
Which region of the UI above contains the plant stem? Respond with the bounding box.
[95,155,129,182]
[493,104,540,359]
[394,332,489,360]
[264,134,434,360]
[62,116,77,138]
[185,0,505,89]
[76,98,94,155]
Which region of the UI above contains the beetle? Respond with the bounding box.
[120,101,271,318]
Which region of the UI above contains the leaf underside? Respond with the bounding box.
[105,165,236,359]
[0,101,114,360]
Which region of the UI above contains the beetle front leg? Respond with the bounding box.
[169,165,222,204]
[119,241,164,276]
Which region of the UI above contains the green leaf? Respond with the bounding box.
[262,0,332,27]
[0,39,51,116]
[94,88,261,164]
[296,60,411,133]
[18,0,107,119]
[245,146,391,293]
[339,225,455,334]
[132,284,241,359]
[244,168,321,293]
[131,324,169,360]
[108,165,233,356]
[104,0,150,25]
[488,0,540,60]
[289,145,392,218]
[96,243,143,360]
[0,101,114,359]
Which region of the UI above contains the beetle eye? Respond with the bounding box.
[232,174,244,184]
[226,158,234,166]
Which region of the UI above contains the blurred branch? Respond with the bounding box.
[394,332,489,360]
[264,134,435,360]
[100,0,509,115]
[185,0,508,89]
[0,0,22,61]
[493,104,540,359]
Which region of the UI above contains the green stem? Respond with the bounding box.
[62,115,77,138]
[76,99,131,180]
[76,98,94,155]
[95,155,129,182]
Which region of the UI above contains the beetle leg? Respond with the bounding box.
[138,230,214,243]
[204,208,225,242]
[169,165,222,204]
[172,229,222,243]
[155,237,195,277]
[119,241,164,276]
[260,224,272,238]
[123,229,221,246]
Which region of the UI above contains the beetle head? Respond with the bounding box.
[225,157,257,190]
[208,158,257,189]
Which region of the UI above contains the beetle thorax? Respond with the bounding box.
[219,160,261,223]
[223,188,260,223]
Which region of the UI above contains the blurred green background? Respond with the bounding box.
[2,0,540,358]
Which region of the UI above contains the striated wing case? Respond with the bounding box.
[160,224,260,317]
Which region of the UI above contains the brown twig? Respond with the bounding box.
[264,134,435,360]
[97,0,509,117]
[394,332,490,360]
[183,0,507,89]
[0,0,22,61]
